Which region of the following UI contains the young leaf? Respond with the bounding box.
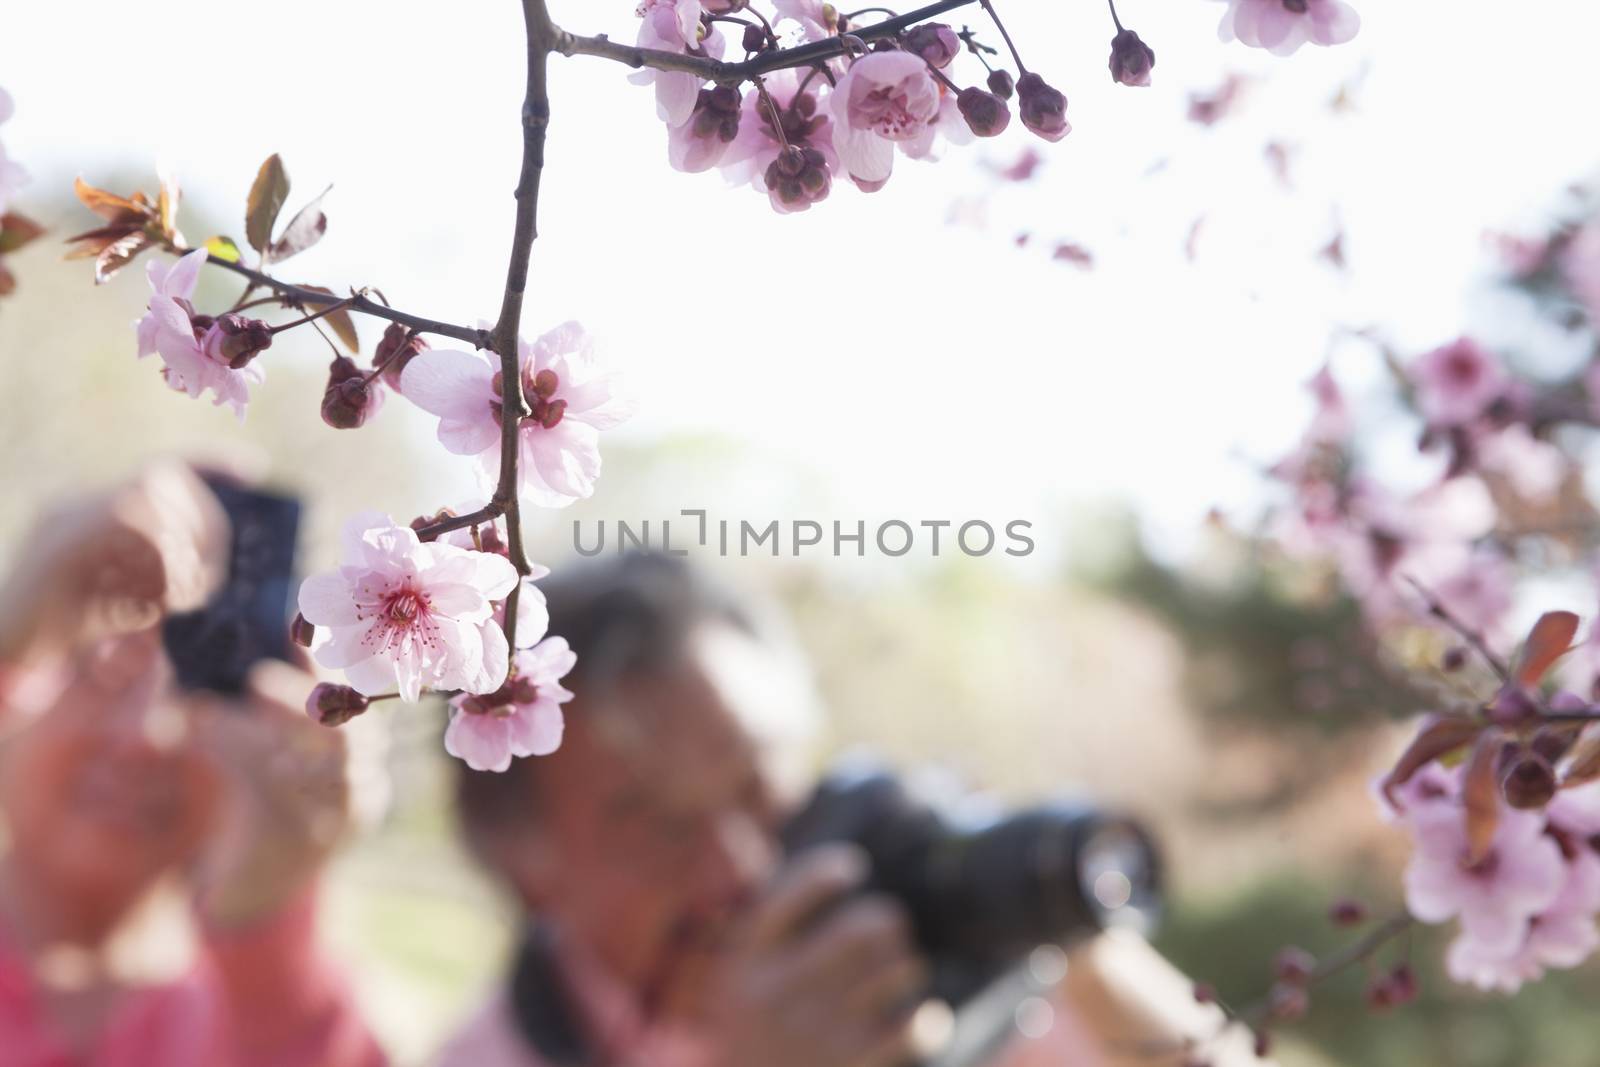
[1380,714,1482,807]
[94,231,154,284]
[1461,732,1505,866]
[297,284,359,352]
[73,177,155,224]
[203,236,243,263]
[246,154,291,256]
[269,185,331,263]
[1515,611,1580,687]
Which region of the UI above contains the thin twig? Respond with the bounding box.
[1403,575,1512,683]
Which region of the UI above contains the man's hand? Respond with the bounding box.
[695,846,929,1067]
[0,461,228,667]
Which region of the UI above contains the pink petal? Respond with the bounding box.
[445,711,515,773]
[510,700,565,757]
[401,349,496,420]
[297,571,360,625]
[163,249,207,300]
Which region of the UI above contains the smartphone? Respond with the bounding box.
[161,476,302,696]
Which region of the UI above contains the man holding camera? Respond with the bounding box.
[440,553,1232,1067]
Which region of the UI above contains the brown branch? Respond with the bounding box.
[552,0,981,84]
[190,249,493,349]
[413,504,506,543]
[485,0,562,654]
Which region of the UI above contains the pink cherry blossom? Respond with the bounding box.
[632,0,724,128]
[830,51,941,185]
[1402,801,1565,955]
[444,636,577,772]
[1409,337,1507,427]
[134,249,264,419]
[1216,0,1360,57]
[1474,424,1567,504]
[297,512,520,703]
[401,321,635,508]
[1445,849,1600,993]
[1304,363,1349,445]
[668,86,743,174]
[441,516,552,648]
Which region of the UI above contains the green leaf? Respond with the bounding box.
[203,235,242,263]
[245,154,290,256]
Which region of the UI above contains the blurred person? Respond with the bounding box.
[0,463,385,1067]
[442,552,1253,1067]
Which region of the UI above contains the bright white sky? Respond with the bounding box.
[5,0,1600,569]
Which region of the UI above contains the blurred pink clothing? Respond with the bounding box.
[0,889,386,1067]
[434,936,1104,1067]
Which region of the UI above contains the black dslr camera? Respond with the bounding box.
[782,765,1163,1065]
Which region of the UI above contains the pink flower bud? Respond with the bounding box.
[1274,946,1316,984]
[374,322,429,391]
[904,23,961,68]
[201,313,273,370]
[1328,898,1367,926]
[289,612,316,648]
[1016,72,1070,143]
[1108,29,1156,87]
[306,682,370,727]
[957,87,1011,137]
[322,355,381,429]
[1486,684,1540,728]
[1252,1031,1272,1059]
[987,69,1015,99]
[1192,982,1216,1004]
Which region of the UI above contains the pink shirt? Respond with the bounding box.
[0,890,385,1067]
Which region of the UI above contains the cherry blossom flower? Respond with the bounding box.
[134,249,265,419]
[297,512,520,702]
[444,637,577,772]
[1402,801,1565,956]
[829,51,941,185]
[1409,337,1507,427]
[1475,424,1567,504]
[401,320,635,508]
[1216,0,1360,57]
[440,516,552,648]
[1445,848,1600,993]
[719,68,840,212]
[632,0,725,128]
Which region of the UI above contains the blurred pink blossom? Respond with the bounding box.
[1445,850,1600,993]
[1409,337,1507,427]
[1216,0,1360,56]
[632,0,724,128]
[1402,801,1565,956]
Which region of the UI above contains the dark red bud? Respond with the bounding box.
[1487,684,1541,728]
[1387,963,1418,1006]
[987,69,1015,99]
[904,23,961,68]
[1192,982,1217,1004]
[375,322,429,391]
[532,368,560,399]
[289,612,316,648]
[1328,898,1368,926]
[957,87,1011,137]
[322,355,380,429]
[306,682,370,727]
[1253,1030,1273,1059]
[1108,28,1156,87]
[1016,72,1070,143]
[1442,646,1468,671]
[1501,751,1557,810]
[538,398,568,429]
[742,23,767,52]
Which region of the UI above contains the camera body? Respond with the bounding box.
[781,765,1163,1002]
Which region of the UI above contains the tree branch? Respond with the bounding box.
[552,0,981,83]
[192,250,493,349]
[487,0,560,653]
